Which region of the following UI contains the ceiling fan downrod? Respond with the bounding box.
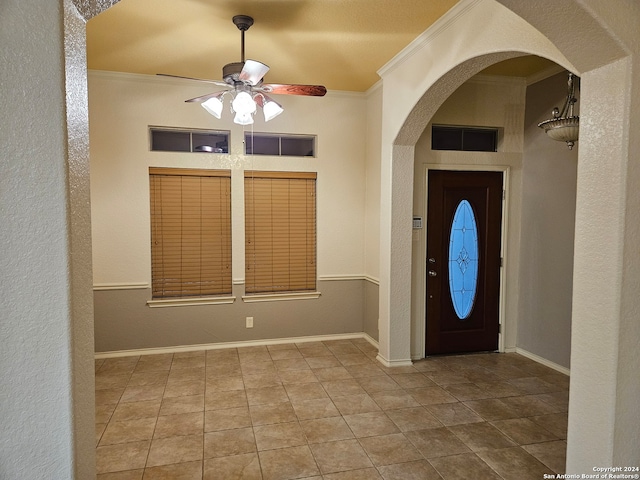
[232,15,254,63]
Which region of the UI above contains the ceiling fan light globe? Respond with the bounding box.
[231,91,257,115]
[234,112,254,125]
[201,97,223,119]
[263,99,284,122]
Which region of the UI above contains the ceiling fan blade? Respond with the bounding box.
[260,84,327,97]
[184,91,226,103]
[157,73,228,87]
[239,60,270,86]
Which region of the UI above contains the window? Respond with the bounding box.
[244,133,316,157]
[432,125,498,152]
[149,168,231,299]
[244,171,317,294]
[150,127,229,153]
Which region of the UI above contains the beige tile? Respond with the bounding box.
[305,355,342,369]
[389,373,436,389]
[240,361,277,376]
[426,373,471,386]
[278,369,319,385]
[385,406,442,432]
[249,401,297,426]
[120,385,166,404]
[331,394,381,416]
[168,368,206,383]
[127,371,169,387]
[241,372,281,389]
[443,383,493,401]
[142,460,202,479]
[463,398,521,421]
[425,403,484,426]
[448,422,516,451]
[146,434,203,467]
[206,374,246,391]
[163,379,205,398]
[96,440,150,474]
[324,468,382,480]
[204,427,256,458]
[343,411,399,438]
[300,416,354,444]
[274,358,311,371]
[313,366,353,381]
[477,446,554,480]
[474,381,524,398]
[491,418,558,445]
[291,397,341,420]
[310,439,373,474]
[207,362,243,377]
[326,343,361,356]
[100,417,157,445]
[532,391,570,413]
[284,382,328,401]
[96,387,125,406]
[153,412,203,438]
[259,445,320,480]
[96,403,117,424]
[356,375,400,393]
[343,363,387,378]
[96,423,107,446]
[205,389,247,410]
[359,433,423,466]
[171,355,205,370]
[98,470,144,480]
[377,459,443,480]
[508,376,561,394]
[111,400,162,422]
[268,348,303,361]
[429,452,502,480]
[405,427,471,458]
[254,421,307,451]
[370,390,421,410]
[322,379,366,398]
[523,440,567,473]
[530,413,568,439]
[246,385,289,406]
[297,344,333,357]
[99,357,140,375]
[205,406,252,432]
[203,452,262,480]
[159,395,204,416]
[407,386,459,406]
[96,373,132,390]
[134,354,173,373]
[336,354,371,366]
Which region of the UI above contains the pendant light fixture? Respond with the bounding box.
[538,72,580,150]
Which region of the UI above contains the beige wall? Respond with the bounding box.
[89,71,374,352]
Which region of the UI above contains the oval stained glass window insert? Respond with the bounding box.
[448,199,479,320]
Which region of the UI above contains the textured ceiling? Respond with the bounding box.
[87,0,557,92]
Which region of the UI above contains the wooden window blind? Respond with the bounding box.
[149,167,231,298]
[245,171,317,294]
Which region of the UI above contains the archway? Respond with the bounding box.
[378,0,640,472]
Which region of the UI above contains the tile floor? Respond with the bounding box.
[95,338,569,479]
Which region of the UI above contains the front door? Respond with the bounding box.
[426,170,503,355]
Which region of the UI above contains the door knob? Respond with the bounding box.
[428,270,437,277]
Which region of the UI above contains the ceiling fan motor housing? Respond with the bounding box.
[223,62,245,85]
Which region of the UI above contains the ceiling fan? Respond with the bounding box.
[158,15,327,125]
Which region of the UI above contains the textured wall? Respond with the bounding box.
[519,72,577,369]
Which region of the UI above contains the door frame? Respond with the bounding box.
[413,164,511,359]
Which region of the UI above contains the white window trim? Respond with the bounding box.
[147,296,236,308]
[242,291,321,303]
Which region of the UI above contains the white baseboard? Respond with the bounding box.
[375,353,413,368]
[96,332,370,359]
[514,347,570,376]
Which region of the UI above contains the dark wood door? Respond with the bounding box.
[426,170,503,355]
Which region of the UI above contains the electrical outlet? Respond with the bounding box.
[246,316,254,328]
